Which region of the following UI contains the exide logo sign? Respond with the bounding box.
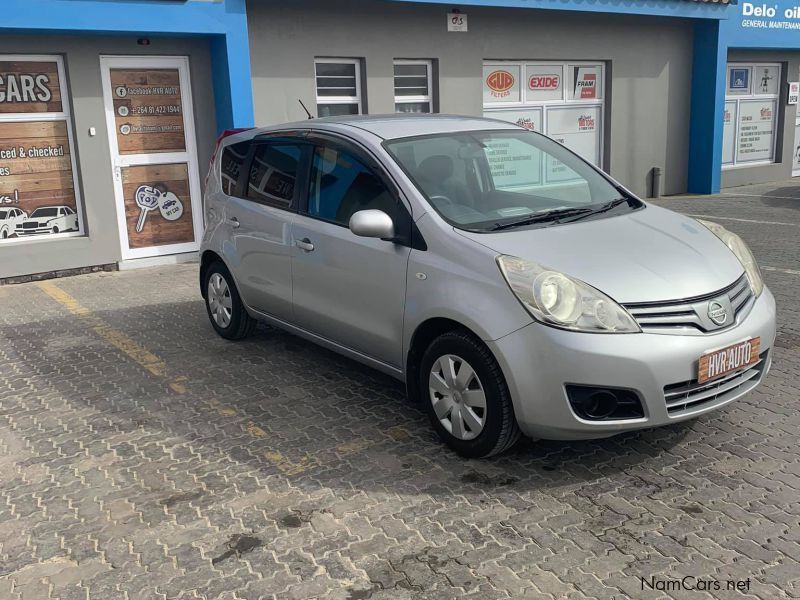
[529,75,560,91]
[486,70,515,98]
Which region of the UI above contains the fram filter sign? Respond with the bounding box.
[529,74,560,91]
[486,70,515,98]
[573,67,597,99]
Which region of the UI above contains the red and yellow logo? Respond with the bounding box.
[486,70,515,97]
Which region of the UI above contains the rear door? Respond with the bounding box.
[224,136,311,321]
[290,136,412,368]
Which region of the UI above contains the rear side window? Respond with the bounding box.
[246,143,303,209]
[220,141,251,197]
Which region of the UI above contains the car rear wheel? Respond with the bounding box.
[204,261,257,340]
[419,331,521,458]
[52,226,59,234]
[1,229,7,239]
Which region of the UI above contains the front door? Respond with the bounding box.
[291,141,411,368]
[100,56,203,260]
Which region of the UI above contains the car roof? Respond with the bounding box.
[245,114,522,142]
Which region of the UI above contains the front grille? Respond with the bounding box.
[623,274,753,334]
[663,350,768,415]
[21,221,40,229]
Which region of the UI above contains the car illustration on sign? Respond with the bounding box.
[15,205,79,236]
[0,207,27,238]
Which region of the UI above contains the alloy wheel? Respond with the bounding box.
[429,354,487,441]
[207,272,233,328]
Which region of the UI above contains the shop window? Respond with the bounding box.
[394,60,435,114]
[482,61,604,179]
[0,55,83,244]
[315,59,363,117]
[723,63,781,168]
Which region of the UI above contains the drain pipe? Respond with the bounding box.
[651,166,662,199]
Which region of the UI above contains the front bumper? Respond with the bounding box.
[487,287,777,440]
[15,226,53,235]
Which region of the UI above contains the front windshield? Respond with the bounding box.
[31,208,59,218]
[385,129,637,231]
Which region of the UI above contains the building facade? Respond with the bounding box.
[0,0,797,281]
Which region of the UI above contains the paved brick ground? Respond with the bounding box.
[1,181,799,599]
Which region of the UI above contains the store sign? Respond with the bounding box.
[484,108,543,132]
[121,163,194,249]
[573,67,598,99]
[483,65,521,104]
[111,68,186,155]
[729,68,750,92]
[0,56,82,244]
[755,65,779,94]
[447,12,468,32]
[736,99,776,163]
[525,65,563,102]
[0,60,62,113]
[788,81,799,105]
[740,1,800,29]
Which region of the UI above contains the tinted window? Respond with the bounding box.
[247,143,302,209]
[220,141,251,197]
[307,145,395,226]
[31,208,59,218]
[0,211,7,219]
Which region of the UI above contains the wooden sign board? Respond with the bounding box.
[121,163,194,249]
[0,60,63,114]
[111,69,186,155]
[0,120,78,238]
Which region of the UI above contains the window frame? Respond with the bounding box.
[393,59,435,114]
[237,135,312,212]
[314,58,364,117]
[723,62,782,169]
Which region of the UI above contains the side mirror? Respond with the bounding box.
[349,209,395,239]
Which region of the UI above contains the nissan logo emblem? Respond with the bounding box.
[708,301,728,326]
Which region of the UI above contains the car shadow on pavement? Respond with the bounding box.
[759,187,800,209]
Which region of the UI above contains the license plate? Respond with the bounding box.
[698,337,760,385]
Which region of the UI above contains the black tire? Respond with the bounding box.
[52,226,59,234]
[419,330,521,458]
[204,261,257,340]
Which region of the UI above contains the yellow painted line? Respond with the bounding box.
[37,281,185,393]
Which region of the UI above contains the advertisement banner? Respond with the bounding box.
[728,67,751,95]
[483,65,521,105]
[754,65,780,95]
[0,60,63,114]
[546,106,601,181]
[483,136,542,190]
[526,65,563,102]
[736,99,776,163]
[722,101,737,165]
[121,163,194,249]
[569,66,602,101]
[483,108,543,132]
[111,69,186,155]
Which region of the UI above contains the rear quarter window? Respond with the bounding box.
[220,141,251,197]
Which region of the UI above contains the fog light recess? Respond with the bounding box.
[566,385,644,421]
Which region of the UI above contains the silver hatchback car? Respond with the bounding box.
[200,115,776,458]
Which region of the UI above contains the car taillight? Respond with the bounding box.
[205,128,253,190]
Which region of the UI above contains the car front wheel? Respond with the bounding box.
[419,331,521,458]
[204,261,257,340]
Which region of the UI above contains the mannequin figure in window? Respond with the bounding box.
[417,155,475,210]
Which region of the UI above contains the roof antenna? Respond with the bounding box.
[299,99,314,120]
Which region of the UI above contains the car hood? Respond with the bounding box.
[455,204,745,303]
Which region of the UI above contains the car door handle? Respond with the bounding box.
[227,217,240,229]
[296,238,315,252]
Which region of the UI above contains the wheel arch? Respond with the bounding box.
[200,250,226,298]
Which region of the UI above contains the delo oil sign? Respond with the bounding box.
[486,70,515,97]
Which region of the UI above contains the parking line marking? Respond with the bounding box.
[723,192,800,201]
[685,214,799,227]
[37,281,187,394]
[762,266,800,276]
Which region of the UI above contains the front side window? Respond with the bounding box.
[307,145,396,226]
[386,129,637,232]
[394,60,434,114]
[315,59,363,117]
[246,143,303,209]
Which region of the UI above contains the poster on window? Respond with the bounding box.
[483,136,542,190]
[0,120,79,240]
[121,163,193,249]
[0,60,63,114]
[526,65,563,102]
[722,101,737,165]
[545,106,601,182]
[569,65,602,100]
[736,99,776,164]
[111,69,186,155]
[483,108,543,132]
[483,65,521,104]
[754,65,780,95]
[727,67,751,95]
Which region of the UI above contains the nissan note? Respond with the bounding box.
[200,115,776,458]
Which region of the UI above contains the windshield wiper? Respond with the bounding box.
[489,207,595,231]
[559,197,633,224]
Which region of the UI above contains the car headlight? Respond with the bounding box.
[496,256,640,333]
[696,220,763,297]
